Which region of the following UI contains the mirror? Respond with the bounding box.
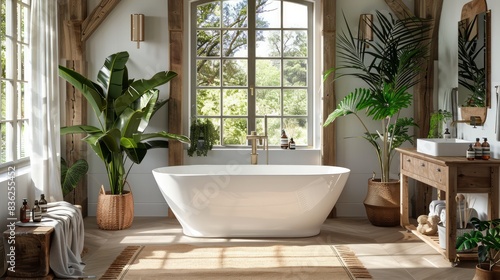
[457,11,490,109]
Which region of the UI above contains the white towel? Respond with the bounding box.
[17,201,91,278]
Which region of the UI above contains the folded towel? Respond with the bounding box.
[17,201,92,278]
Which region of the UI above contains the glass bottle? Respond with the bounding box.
[39,194,48,215]
[289,138,296,150]
[32,200,42,222]
[20,198,30,223]
[482,138,490,160]
[443,128,451,139]
[466,144,475,161]
[280,129,289,149]
[474,138,482,160]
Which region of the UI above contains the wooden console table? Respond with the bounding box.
[396,148,500,263]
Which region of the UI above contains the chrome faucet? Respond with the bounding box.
[246,116,268,164]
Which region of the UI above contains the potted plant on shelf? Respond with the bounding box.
[323,11,430,226]
[187,118,218,156]
[59,51,190,230]
[456,217,500,278]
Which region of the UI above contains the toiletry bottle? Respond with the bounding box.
[32,200,42,222]
[443,128,451,139]
[39,193,47,214]
[474,138,482,159]
[466,144,475,161]
[289,138,296,150]
[280,130,289,149]
[482,138,490,160]
[20,198,30,223]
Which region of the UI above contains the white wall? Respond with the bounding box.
[0,168,32,231]
[438,0,500,217]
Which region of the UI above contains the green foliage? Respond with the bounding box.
[61,158,89,197]
[428,110,452,138]
[323,11,430,182]
[456,217,500,271]
[458,15,486,107]
[59,51,190,194]
[187,118,218,157]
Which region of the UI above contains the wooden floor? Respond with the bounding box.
[81,217,477,279]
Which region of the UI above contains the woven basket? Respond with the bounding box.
[96,185,134,230]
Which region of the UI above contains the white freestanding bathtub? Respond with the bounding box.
[152,164,350,238]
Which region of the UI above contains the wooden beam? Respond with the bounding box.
[168,0,184,167]
[385,0,414,19]
[461,0,487,21]
[81,0,121,42]
[322,0,336,167]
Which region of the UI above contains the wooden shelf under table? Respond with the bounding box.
[396,148,500,263]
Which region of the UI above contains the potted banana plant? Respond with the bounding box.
[59,51,190,230]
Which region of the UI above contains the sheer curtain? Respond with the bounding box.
[29,0,63,202]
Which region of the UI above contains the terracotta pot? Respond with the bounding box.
[363,178,400,227]
[473,264,500,280]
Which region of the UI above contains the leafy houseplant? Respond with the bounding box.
[324,11,429,183]
[323,11,429,226]
[458,15,486,107]
[428,109,452,138]
[456,217,500,273]
[59,51,190,196]
[187,118,218,156]
[61,158,89,197]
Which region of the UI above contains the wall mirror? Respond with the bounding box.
[457,10,491,111]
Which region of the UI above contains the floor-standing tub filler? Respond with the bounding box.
[152,164,350,238]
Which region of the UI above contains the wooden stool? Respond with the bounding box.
[3,226,54,279]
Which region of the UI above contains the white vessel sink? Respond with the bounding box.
[416,138,474,156]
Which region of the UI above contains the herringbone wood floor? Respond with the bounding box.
[81,217,476,279]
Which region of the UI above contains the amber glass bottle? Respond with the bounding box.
[39,194,48,214]
[32,200,42,222]
[280,130,289,149]
[482,138,490,160]
[474,138,482,159]
[20,198,30,223]
[289,138,296,150]
[466,144,475,161]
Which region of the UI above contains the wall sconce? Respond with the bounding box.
[358,14,373,42]
[131,14,145,49]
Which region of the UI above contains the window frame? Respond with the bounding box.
[0,0,31,170]
[190,0,314,147]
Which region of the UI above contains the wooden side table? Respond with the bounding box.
[396,147,500,263]
[3,226,54,279]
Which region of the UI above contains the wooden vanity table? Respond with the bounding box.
[396,148,500,263]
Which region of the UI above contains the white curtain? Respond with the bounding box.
[29,0,63,202]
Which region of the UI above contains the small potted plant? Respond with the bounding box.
[187,118,218,157]
[456,217,500,278]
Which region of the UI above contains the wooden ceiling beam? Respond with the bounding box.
[384,0,414,19]
[81,0,122,42]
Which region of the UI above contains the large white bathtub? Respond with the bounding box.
[152,164,350,238]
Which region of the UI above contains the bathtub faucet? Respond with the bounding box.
[246,116,269,164]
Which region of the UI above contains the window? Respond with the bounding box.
[191,0,313,146]
[0,0,30,165]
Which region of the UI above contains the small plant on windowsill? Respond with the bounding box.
[428,109,452,138]
[187,118,218,157]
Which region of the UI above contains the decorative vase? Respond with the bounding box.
[96,185,134,230]
[364,178,400,227]
[473,264,500,280]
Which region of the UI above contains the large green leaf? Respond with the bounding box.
[134,131,190,144]
[97,51,129,100]
[61,158,89,196]
[58,66,105,118]
[114,71,178,115]
[61,125,102,135]
[114,107,144,138]
[124,140,169,164]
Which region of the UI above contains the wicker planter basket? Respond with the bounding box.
[363,178,400,227]
[96,185,134,230]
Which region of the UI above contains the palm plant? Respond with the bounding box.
[458,15,486,107]
[59,51,190,195]
[323,11,430,182]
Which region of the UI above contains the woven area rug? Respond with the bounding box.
[101,243,372,279]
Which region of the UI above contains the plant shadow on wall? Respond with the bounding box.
[59,51,190,230]
[323,11,430,226]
